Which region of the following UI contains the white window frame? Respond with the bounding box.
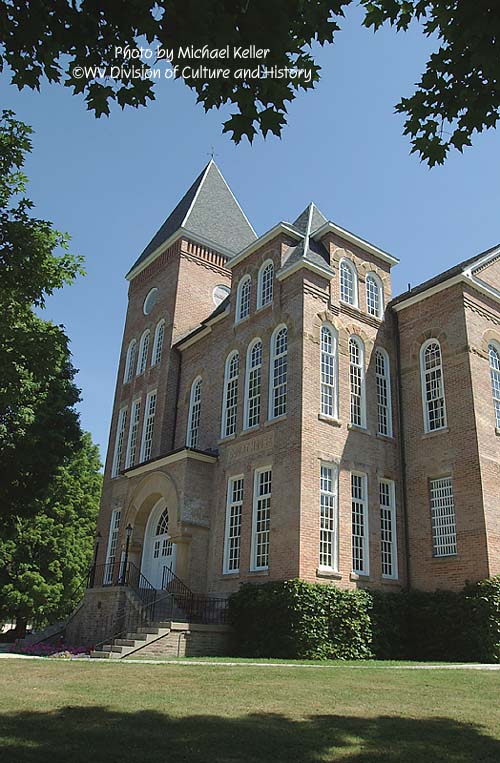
[111,406,127,478]
[125,397,141,469]
[430,476,457,557]
[351,471,369,575]
[244,338,263,430]
[221,351,239,439]
[349,336,366,428]
[488,342,500,429]
[136,330,150,376]
[420,339,447,433]
[223,474,244,574]
[320,323,338,419]
[319,462,339,571]
[379,478,398,579]
[140,389,157,463]
[251,466,272,571]
[236,275,251,323]
[339,259,358,307]
[257,259,274,309]
[375,348,393,437]
[269,324,288,420]
[187,376,202,448]
[123,339,137,384]
[366,272,384,318]
[104,509,121,584]
[151,319,165,367]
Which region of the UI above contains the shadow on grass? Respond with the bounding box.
[0,707,499,763]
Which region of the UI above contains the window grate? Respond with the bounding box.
[430,477,457,556]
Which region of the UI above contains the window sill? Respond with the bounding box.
[381,577,400,586]
[350,572,370,581]
[432,553,459,561]
[347,424,371,435]
[495,427,500,437]
[318,414,341,427]
[255,302,272,314]
[234,315,250,327]
[316,568,342,580]
[422,427,449,439]
[248,569,269,576]
[376,432,395,443]
[264,414,287,427]
[221,570,239,577]
[218,434,237,445]
[241,424,260,435]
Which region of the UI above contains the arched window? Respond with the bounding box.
[156,507,169,536]
[123,339,136,384]
[222,352,239,438]
[151,320,165,366]
[340,260,358,306]
[244,339,262,429]
[488,343,500,428]
[257,260,274,309]
[320,324,338,418]
[236,276,251,322]
[366,273,384,318]
[187,377,202,448]
[269,325,288,419]
[420,340,447,432]
[136,330,150,375]
[349,336,366,427]
[375,348,392,437]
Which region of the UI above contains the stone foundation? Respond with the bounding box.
[66,587,142,647]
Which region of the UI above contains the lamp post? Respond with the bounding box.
[122,523,133,586]
[89,530,101,588]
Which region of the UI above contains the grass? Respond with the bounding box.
[0,658,499,762]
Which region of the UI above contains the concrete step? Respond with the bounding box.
[126,632,148,641]
[114,639,136,647]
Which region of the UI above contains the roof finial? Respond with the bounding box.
[207,146,218,161]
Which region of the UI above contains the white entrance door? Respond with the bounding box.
[141,503,176,589]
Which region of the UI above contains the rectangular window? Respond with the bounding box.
[375,350,392,437]
[125,398,141,469]
[140,390,157,463]
[251,468,272,570]
[223,476,244,573]
[351,472,369,575]
[379,479,398,579]
[319,463,338,570]
[270,328,287,419]
[104,509,121,584]
[111,407,127,478]
[430,477,457,556]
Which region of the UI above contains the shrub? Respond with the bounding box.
[462,576,500,663]
[229,579,373,660]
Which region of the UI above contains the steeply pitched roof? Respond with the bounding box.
[280,203,334,277]
[128,160,256,277]
[292,202,328,236]
[391,243,500,307]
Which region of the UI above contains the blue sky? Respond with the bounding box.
[3,5,500,461]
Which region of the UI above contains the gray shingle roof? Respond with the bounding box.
[281,203,333,276]
[391,243,500,306]
[128,160,256,276]
[292,202,328,235]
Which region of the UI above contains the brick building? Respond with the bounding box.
[83,160,500,644]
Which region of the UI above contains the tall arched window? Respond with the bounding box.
[420,339,447,432]
[236,276,251,322]
[320,324,337,418]
[151,319,165,366]
[366,273,384,318]
[222,352,239,438]
[123,339,136,384]
[269,325,288,419]
[244,339,262,429]
[375,348,392,437]
[340,259,358,306]
[257,260,274,309]
[349,336,366,427]
[488,343,500,428]
[187,377,202,448]
[136,330,150,375]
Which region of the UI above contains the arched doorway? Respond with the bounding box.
[140,500,176,589]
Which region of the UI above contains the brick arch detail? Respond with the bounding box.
[125,469,181,539]
[410,330,449,364]
[480,329,500,357]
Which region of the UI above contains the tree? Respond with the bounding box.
[1,2,499,165]
[0,110,84,517]
[0,432,102,637]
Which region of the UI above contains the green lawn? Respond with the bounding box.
[0,659,499,762]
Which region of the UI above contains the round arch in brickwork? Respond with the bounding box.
[410,329,450,366]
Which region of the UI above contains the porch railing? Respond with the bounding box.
[162,566,229,625]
